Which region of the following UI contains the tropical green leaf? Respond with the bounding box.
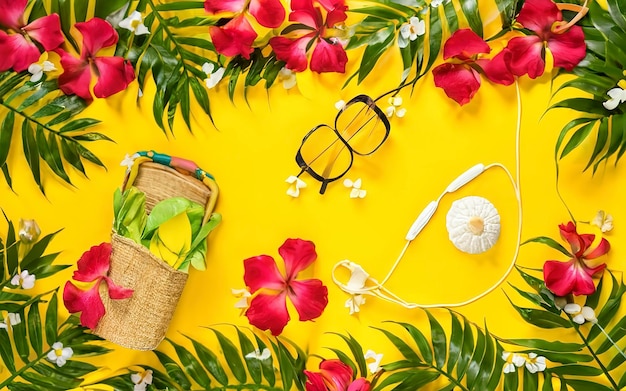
[521,237,571,257]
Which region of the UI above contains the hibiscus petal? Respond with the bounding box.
[348,378,372,391]
[209,15,257,59]
[23,14,64,51]
[547,25,586,71]
[204,0,246,14]
[278,238,317,279]
[442,28,490,61]
[309,39,348,73]
[516,0,561,36]
[245,292,289,335]
[93,56,136,98]
[73,243,112,282]
[318,0,348,27]
[0,0,26,30]
[432,63,481,106]
[584,237,610,260]
[304,370,327,391]
[290,0,323,28]
[249,0,285,28]
[270,36,312,72]
[243,255,285,292]
[57,49,93,101]
[62,281,105,329]
[319,359,353,391]
[75,18,118,57]
[558,222,581,256]
[505,35,546,79]
[103,277,134,299]
[543,259,597,296]
[477,49,514,86]
[288,279,328,321]
[0,33,40,72]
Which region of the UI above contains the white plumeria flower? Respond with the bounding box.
[345,294,366,315]
[603,87,626,110]
[0,313,21,330]
[564,303,597,324]
[385,96,406,118]
[11,270,35,289]
[592,210,613,233]
[27,60,56,83]
[343,261,370,314]
[286,175,307,197]
[47,342,73,367]
[335,99,347,110]
[278,67,297,90]
[524,353,547,373]
[131,369,153,391]
[120,153,140,171]
[343,178,366,198]
[502,352,525,373]
[202,62,225,89]
[398,16,425,48]
[245,348,271,360]
[19,219,41,244]
[232,288,251,310]
[364,349,383,374]
[119,11,150,35]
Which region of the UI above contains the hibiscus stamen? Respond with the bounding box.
[552,0,588,34]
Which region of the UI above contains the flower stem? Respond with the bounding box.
[573,322,619,390]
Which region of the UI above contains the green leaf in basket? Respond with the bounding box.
[149,212,192,268]
[180,213,222,272]
[142,197,202,239]
[113,187,147,244]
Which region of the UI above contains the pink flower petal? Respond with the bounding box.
[432,62,481,106]
[289,0,323,29]
[57,49,92,101]
[543,259,597,296]
[318,0,348,27]
[204,0,246,14]
[516,0,561,37]
[584,237,610,260]
[279,238,318,280]
[477,49,514,86]
[270,35,312,72]
[442,28,490,61]
[209,14,257,59]
[73,243,112,282]
[547,25,586,71]
[23,14,64,51]
[0,0,26,30]
[75,18,118,58]
[103,276,134,299]
[309,39,348,73]
[249,0,285,28]
[62,281,105,329]
[245,292,290,335]
[319,359,353,391]
[558,222,582,256]
[305,370,327,391]
[348,378,372,391]
[93,56,136,98]
[243,255,285,293]
[0,33,40,72]
[288,279,328,321]
[505,35,545,79]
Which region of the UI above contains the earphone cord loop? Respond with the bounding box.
[332,80,523,309]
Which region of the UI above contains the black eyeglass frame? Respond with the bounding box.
[294,94,391,194]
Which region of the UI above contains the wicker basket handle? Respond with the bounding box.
[122,150,219,223]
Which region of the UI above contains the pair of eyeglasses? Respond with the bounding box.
[294,94,391,194]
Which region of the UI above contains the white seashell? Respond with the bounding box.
[446,196,500,254]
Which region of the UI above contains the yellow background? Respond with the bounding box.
[2,2,625,388]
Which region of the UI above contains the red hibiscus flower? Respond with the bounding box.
[269,0,348,73]
[56,18,135,102]
[209,14,258,59]
[432,29,513,106]
[305,359,371,391]
[204,0,285,28]
[505,0,585,79]
[0,0,64,72]
[63,243,133,329]
[243,238,328,336]
[543,222,610,297]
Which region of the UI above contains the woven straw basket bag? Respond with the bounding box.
[93,151,219,350]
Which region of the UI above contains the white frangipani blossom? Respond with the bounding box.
[286,175,307,197]
[245,348,271,360]
[502,352,525,373]
[343,261,370,314]
[11,270,36,289]
[0,313,21,330]
[335,99,347,111]
[364,349,383,374]
[131,369,153,391]
[278,67,297,90]
[592,210,613,233]
[47,342,73,367]
[385,96,406,118]
[343,178,366,198]
[564,303,597,324]
[202,62,225,89]
[345,294,366,315]
[119,11,150,35]
[524,353,547,373]
[232,288,251,310]
[121,153,140,171]
[603,87,626,110]
[398,16,425,48]
[28,60,56,83]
